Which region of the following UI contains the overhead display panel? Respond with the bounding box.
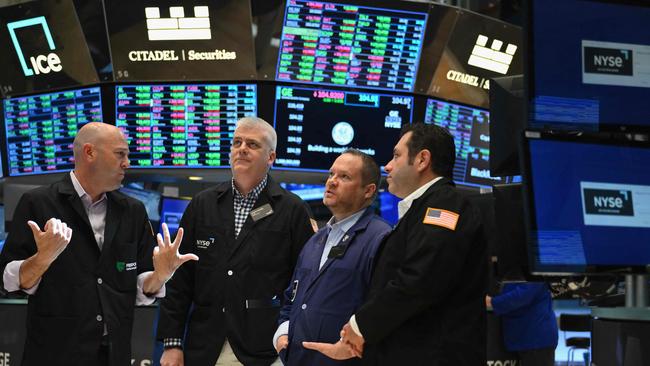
[527,0,650,132]
[275,0,428,92]
[426,9,522,108]
[423,97,508,188]
[273,85,412,172]
[3,86,102,176]
[0,0,99,97]
[115,83,256,168]
[104,0,256,81]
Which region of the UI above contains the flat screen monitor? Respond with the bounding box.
[527,0,650,131]
[0,0,98,96]
[115,83,257,168]
[426,9,522,108]
[119,185,161,222]
[104,0,255,81]
[273,85,413,172]
[280,183,326,202]
[3,86,103,176]
[159,196,190,237]
[521,132,650,275]
[489,74,525,177]
[275,0,428,92]
[423,97,508,188]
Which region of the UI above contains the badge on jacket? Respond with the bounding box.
[250,203,274,222]
[290,280,299,302]
[422,207,459,231]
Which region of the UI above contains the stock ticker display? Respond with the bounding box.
[424,98,506,188]
[273,85,412,172]
[115,84,256,168]
[3,87,102,176]
[276,0,427,92]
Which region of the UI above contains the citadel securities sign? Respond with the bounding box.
[104,1,256,81]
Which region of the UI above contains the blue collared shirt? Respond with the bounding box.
[319,209,366,269]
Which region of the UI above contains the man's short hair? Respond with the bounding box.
[236,117,277,151]
[400,123,455,178]
[342,148,380,200]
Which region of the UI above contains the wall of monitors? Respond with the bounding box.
[275,0,428,92]
[3,86,102,176]
[115,84,256,168]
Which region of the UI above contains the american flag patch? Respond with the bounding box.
[422,208,459,231]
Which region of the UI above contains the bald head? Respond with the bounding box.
[73,122,124,161]
[72,123,130,198]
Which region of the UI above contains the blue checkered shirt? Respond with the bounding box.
[232,176,267,238]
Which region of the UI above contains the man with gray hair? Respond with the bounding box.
[0,122,197,365]
[157,117,315,366]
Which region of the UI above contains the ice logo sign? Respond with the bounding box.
[145,6,211,41]
[467,34,517,75]
[332,122,354,146]
[7,16,62,77]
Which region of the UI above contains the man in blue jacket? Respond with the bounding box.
[487,282,558,366]
[273,149,392,366]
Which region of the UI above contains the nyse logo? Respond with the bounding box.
[584,46,633,75]
[467,34,517,75]
[196,237,215,249]
[145,6,211,41]
[7,16,62,76]
[584,188,634,216]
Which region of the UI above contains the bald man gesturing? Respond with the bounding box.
[0,123,197,366]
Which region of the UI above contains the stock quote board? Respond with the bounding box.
[115,84,257,168]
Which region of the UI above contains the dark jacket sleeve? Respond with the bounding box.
[356,199,482,344]
[136,203,155,275]
[0,193,40,293]
[156,198,198,340]
[288,201,315,277]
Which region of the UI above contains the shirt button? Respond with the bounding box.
[97,278,103,285]
[96,315,103,322]
[227,270,233,276]
[301,304,307,310]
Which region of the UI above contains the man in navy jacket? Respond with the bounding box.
[273,149,392,366]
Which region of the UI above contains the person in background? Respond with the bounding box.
[157,117,315,366]
[273,149,392,365]
[0,122,196,366]
[486,281,558,366]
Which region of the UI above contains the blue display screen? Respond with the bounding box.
[530,0,650,130]
[526,138,650,273]
[119,186,161,222]
[159,197,190,237]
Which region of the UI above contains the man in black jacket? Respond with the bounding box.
[0,123,197,366]
[305,123,487,365]
[157,117,315,366]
